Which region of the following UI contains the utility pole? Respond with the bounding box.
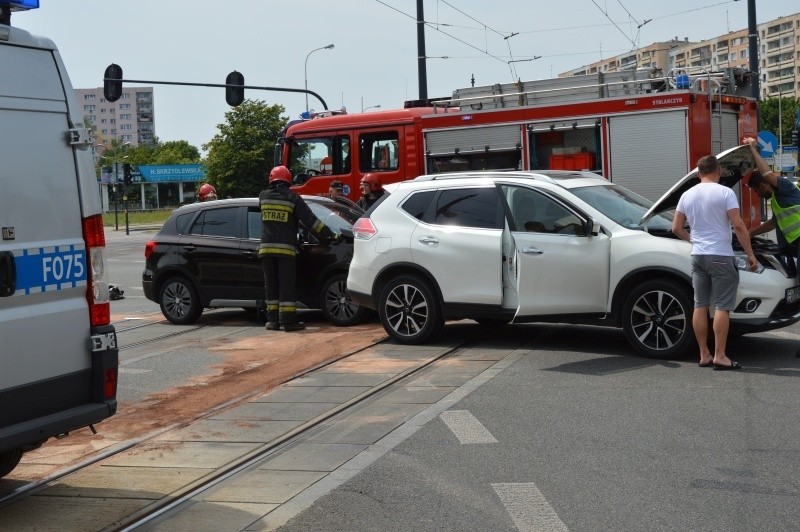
[746,0,760,128]
[416,0,428,101]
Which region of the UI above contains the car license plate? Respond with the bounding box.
[787,286,800,304]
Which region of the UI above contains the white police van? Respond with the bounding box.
[0,1,118,478]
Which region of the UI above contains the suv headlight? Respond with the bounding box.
[734,255,765,274]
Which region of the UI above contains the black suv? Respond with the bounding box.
[143,196,366,326]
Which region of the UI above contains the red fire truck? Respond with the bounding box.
[276,68,763,226]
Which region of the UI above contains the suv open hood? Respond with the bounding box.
[640,145,755,226]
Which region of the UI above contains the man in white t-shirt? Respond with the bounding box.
[671,155,757,371]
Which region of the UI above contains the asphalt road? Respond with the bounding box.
[102,227,800,531]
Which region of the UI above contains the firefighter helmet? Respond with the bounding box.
[360,173,383,192]
[198,183,217,201]
[269,165,292,184]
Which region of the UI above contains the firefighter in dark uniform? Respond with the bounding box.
[259,166,338,331]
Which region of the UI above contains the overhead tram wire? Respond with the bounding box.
[374,0,516,74]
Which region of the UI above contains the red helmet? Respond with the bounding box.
[198,183,217,201]
[269,165,292,184]
[360,173,382,192]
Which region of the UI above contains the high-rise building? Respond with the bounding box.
[559,11,800,100]
[74,86,156,156]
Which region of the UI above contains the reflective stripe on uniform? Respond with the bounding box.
[279,302,297,313]
[258,243,297,256]
[771,198,800,244]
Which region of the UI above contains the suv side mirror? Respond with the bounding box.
[587,218,600,236]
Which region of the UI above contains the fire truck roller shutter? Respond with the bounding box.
[714,112,741,153]
[715,111,743,205]
[425,124,521,156]
[608,110,689,202]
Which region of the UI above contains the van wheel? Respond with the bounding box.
[322,273,367,326]
[379,275,443,344]
[622,279,693,359]
[0,448,23,478]
[159,276,202,324]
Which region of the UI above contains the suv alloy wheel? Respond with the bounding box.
[159,276,203,325]
[379,275,443,344]
[621,279,693,359]
[322,272,367,326]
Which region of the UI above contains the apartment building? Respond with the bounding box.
[760,13,800,98]
[560,11,800,99]
[75,86,156,154]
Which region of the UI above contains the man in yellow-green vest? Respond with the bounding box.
[259,166,338,331]
[744,137,800,282]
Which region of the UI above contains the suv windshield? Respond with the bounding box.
[571,184,673,231]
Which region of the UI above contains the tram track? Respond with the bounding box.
[112,334,483,531]
[0,327,493,531]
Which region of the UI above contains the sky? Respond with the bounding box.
[13,0,800,153]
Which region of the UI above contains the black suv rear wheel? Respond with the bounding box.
[322,273,367,326]
[622,279,693,359]
[159,276,203,324]
[379,275,443,344]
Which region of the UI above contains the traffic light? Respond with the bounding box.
[104,63,123,102]
[122,163,132,186]
[225,71,245,106]
[792,130,799,149]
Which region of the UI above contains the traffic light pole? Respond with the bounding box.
[113,163,119,230]
[124,189,129,236]
[103,66,329,110]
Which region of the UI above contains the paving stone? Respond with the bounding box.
[103,441,260,468]
[203,469,327,504]
[42,465,209,499]
[153,419,304,443]
[149,500,277,532]
[258,443,367,472]
[256,386,371,403]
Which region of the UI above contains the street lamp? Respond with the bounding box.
[305,44,334,113]
[360,97,381,113]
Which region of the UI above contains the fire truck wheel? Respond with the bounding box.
[621,279,693,359]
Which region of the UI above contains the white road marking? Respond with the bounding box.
[492,482,569,532]
[439,410,498,444]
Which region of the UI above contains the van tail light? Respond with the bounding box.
[144,240,156,260]
[82,214,110,326]
[353,218,378,240]
[104,367,118,399]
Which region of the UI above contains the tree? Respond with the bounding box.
[203,100,288,198]
[759,96,800,144]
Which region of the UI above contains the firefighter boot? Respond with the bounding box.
[283,322,306,332]
[265,309,280,331]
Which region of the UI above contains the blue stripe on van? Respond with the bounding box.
[13,244,87,295]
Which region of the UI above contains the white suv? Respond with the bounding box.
[347,146,800,358]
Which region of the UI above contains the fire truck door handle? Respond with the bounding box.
[521,247,544,255]
[418,236,439,245]
[0,251,16,297]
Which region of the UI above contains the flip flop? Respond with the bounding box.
[713,361,743,371]
[698,361,713,367]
